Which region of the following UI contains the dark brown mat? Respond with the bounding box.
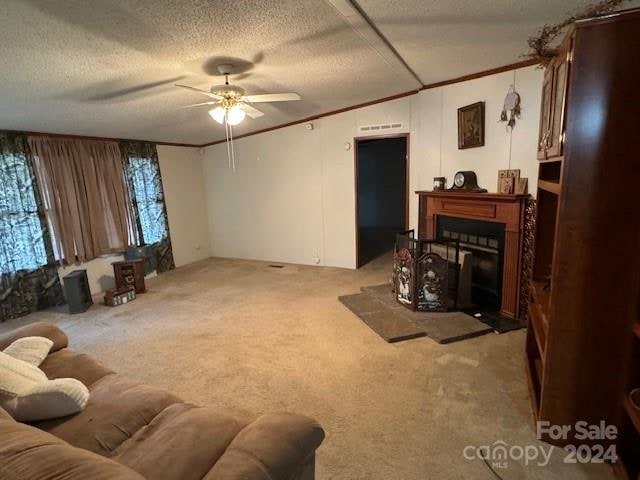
[338,294,426,343]
[340,284,495,344]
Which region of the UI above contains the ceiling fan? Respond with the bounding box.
[176,63,300,171]
[176,64,301,126]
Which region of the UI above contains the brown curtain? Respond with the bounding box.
[27,136,136,264]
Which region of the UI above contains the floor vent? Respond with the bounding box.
[268,265,285,268]
[358,122,403,134]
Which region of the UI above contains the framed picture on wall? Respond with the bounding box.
[457,102,485,149]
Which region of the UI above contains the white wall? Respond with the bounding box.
[409,66,542,228]
[156,145,211,267]
[203,65,542,269]
[58,145,211,294]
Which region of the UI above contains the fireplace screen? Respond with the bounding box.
[393,230,459,312]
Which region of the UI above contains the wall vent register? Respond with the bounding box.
[358,123,403,133]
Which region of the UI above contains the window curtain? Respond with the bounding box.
[120,141,174,273]
[27,136,136,265]
[0,133,64,322]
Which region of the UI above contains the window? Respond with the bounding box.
[125,155,168,245]
[0,153,47,273]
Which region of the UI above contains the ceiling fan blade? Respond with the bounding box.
[239,103,264,119]
[90,76,187,101]
[242,93,300,103]
[180,101,219,109]
[175,84,221,99]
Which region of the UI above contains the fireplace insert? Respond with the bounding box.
[436,216,505,311]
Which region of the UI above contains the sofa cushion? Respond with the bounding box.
[40,349,114,388]
[110,403,246,480]
[204,413,325,480]
[31,373,182,456]
[0,322,68,353]
[0,405,14,421]
[0,418,145,480]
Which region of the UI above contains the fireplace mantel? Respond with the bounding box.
[415,190,529,318]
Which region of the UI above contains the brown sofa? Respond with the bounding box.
[0,322,324,480]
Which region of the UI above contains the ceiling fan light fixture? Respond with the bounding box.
[226,105,246,126]
[209,106,226,124]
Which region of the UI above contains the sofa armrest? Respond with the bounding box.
[0,418,145,480]
[205,412,324,480]
[0,322,68,353]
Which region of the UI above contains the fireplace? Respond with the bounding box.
[436,216,505,311]
[416,190,529,319]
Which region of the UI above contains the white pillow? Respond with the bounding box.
[2,378,89,422]
[0,351,89,421]
[3,336,53,366]
[0,351,48,400]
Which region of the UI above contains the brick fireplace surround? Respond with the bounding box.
[416,190,529,319]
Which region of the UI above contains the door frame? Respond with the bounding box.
[354,133,410,269]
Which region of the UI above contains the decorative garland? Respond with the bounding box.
[524,0,630,65]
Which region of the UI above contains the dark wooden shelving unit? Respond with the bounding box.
[622,395,640,435]
[525,9,640,478]
[619,311,640,478]
[633,323,640,341]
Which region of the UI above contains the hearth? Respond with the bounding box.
[436,216,505,311]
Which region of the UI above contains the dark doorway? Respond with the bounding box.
[355,135,409,268]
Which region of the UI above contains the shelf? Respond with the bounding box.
[623,394,640,435]
[525,352,541,418]
[538,156,563,164]
[529,302,547,360]
[537,179,561,195]
[530,281,551,320]
[528,281,551,364]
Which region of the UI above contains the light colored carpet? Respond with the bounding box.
[0,255,613,480]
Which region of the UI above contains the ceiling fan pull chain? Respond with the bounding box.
[225,117,232,169]
[229,124,236,172]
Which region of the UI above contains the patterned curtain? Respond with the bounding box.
[0,133,64,322]
[120,141,174,274]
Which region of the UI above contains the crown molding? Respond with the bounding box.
[198,59,539,148]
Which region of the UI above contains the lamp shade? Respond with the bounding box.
[226,105,246,126]
[209,106,226,124]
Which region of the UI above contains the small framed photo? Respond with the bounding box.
[433,177,446,191]
[515,177,528,195]
[499,177,514,194]
[497,169,520,194]
[458,102,485,149]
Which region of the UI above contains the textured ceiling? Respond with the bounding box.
[0,0,636,145]
[358,0,629,84]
